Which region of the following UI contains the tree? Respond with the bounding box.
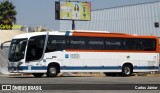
[0,0,17,30]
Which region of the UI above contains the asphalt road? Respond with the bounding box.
[0,75,160,84]
[0,75,160,93]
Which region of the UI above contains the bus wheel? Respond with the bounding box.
[46,65,58,77]
[32,73,44,77]
[122,64,132,76]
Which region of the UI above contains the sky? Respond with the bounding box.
[2,0,160,30]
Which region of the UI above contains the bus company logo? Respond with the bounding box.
[2,85,11,90]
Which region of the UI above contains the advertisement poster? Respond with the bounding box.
[58,1,91,21]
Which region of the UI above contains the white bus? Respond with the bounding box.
[1,30,159,77]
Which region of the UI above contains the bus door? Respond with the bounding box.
[26,35,46,64]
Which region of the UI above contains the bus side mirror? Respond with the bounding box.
[1,43,3,50]
[1,40,11,50]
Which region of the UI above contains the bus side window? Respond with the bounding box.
[70,40,85,49]
[46,39,56,52]
[54,40,65,51]
[67,36,86,50]
[135,39,156,51]
[88,40,104,50]
[45,35,66,53]
[105,38,122,50]
[124,39,137,50]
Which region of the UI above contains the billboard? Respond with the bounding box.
[55,1,91,21]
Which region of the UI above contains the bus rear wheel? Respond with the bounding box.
[32,73,44,77]
[122,64,132,76]
[46,65,59,77]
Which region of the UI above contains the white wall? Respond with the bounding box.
[60,1,160,37]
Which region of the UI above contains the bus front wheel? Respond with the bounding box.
[122,64,132,76]
[46,65,59,77]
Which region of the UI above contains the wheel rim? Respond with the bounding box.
[124,67,130,75]
[49,67,56,75]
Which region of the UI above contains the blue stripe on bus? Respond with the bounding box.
[133,66,159,70]
[61,66,122,70]
[18,66,28,70]
[17,66,159,70]
[31,66,47,70]
[65,31,70,36]
[18,66,47,70]
[61,66,159,70]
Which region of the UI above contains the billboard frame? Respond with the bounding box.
[55,1,91,21]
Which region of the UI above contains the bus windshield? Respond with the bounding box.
[8,39,27,62]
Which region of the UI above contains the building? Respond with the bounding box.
[21,25,50,32]
[60,1,160,37]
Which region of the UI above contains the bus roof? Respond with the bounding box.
[13,31,65,39]
[13,30,158,39]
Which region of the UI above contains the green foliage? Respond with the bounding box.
[0,0,17,30]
